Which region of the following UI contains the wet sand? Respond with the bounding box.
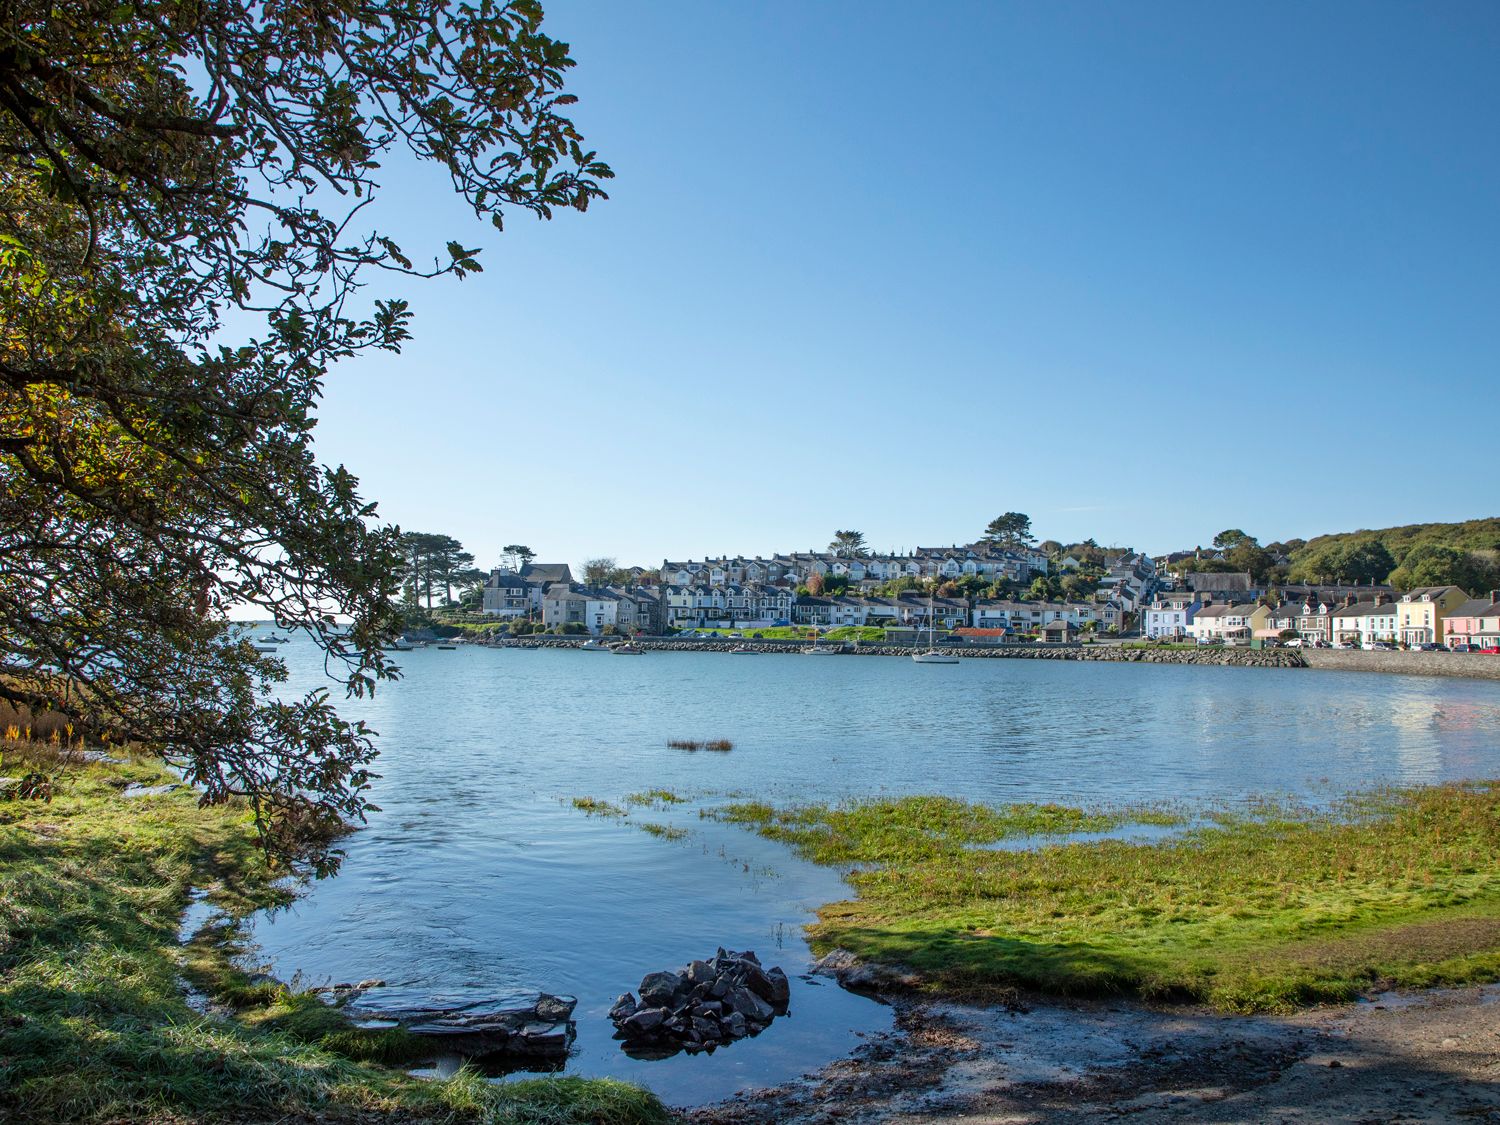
[685,984,1500,1123]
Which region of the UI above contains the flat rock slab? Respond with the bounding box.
[350,992,578,1061]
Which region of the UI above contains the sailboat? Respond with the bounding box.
[912,594,959,664]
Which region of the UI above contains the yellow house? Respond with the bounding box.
[1396,585,1468,646]
[1246,603,1277,642]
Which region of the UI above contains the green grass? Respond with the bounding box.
[623,789,686,807]
[711,795,1155,865]
[822,626,892,642]
[678,626,811,639]
[0,740,667,1123]
[713,786,1500,1011]
[570,796,627,817]
[636,822,689,842]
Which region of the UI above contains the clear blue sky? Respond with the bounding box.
[309,0,1499,573]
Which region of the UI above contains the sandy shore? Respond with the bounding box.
[685,985,1500,1124]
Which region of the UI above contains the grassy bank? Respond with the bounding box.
[0,740,666,1124]
[714,787,1500,1011]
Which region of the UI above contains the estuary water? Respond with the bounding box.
[246,639,1500,1106]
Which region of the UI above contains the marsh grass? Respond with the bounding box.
[636,822,689,842]
[0,743,667,1123]
[623,789,686,807]
[668,739,733,752]
[715,785,1500,1011]
[712,795,1169,866]
[571,796,627,817]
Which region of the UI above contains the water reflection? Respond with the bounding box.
[247,643,1500,1106]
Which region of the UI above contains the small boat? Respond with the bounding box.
[263,634,289,644]
[253,643,279,654]
[911,650,960,664]
[611,642,646,654]
[384,641,415,652]
[912,594,960,663]
[436,644,457,650]
[580,639,610,652]
[729,644,759,654]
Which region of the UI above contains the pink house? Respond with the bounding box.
[1445,592,1500,649]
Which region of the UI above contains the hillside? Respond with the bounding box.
[1290,517,1500,565]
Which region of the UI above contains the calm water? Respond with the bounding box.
[246,640,1500,1106]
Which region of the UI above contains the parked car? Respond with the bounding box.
[1415,642,1446,651]
[1284,638,1306,648]
[1451,643,1477,653]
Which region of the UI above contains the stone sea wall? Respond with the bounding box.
[1300,648,1500,681]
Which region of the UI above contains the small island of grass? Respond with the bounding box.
[712,786,1500,1012]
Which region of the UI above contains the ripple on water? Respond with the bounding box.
[245,642,1500,1105]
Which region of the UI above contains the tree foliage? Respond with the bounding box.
[582,556,632,586]
[1287,539,1397,586]
[0,0,610,863]
[982,512,1035,548]
[1387,544,1497,594]
[1212,529,1249,550]
[828,529,868,558]
[501,544,537,571]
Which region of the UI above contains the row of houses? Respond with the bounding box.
[660,542,1052,591]
[1143,586,1500,647]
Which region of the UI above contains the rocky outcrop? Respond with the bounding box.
[345,993,578,1059]
[610,949,790,1056]
[812,948,922,993]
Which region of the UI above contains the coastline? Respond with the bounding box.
[494,637,1500,680]
[685,983,1500,1123]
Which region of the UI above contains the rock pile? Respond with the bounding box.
[610,949,790,1055]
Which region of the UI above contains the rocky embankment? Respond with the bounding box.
[502,636,1305,668]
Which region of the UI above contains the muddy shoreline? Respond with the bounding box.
[683,984,1500,1123]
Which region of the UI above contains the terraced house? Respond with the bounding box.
[1331,595,1399,647]
[1443,592,1500,649]
[1396,585,1468,646]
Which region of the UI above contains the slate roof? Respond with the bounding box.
[1183,572,1254,592]
[519,562,574,585]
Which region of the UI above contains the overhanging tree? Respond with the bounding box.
[0,0,611,865]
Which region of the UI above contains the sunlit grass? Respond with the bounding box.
[571,796,627,817]
[715,785,1500,1011]
[623,789,686,807]
[0,743,667,1123]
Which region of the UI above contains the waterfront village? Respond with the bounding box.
[472,542,1500,651]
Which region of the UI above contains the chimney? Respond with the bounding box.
[1374,593,1389,606]
[1491,590,1500,605]
[1345,595,1357,607]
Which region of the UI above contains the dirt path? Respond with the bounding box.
[685,985,1500,1124]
